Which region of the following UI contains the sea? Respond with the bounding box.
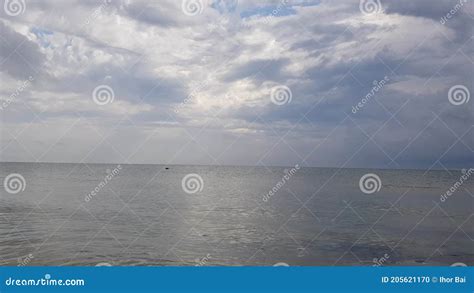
[0,162,472,266]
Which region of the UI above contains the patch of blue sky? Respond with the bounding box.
[239,0,320,19]
[31,27,53,48]
[211,0,239,14]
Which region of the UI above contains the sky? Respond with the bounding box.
[0,0,473,169]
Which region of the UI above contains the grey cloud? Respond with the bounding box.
[0,21,45,79]
[384,0,465,20]
[384,0,473,41]
[222,58,290,83]
[121,1,179,27]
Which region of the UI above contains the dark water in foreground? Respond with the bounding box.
[0,162,472,266]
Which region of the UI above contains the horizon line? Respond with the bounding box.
[0,160,464,172]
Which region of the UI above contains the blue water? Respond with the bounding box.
[0,162,472,266]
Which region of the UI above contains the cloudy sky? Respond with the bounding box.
[0,0,473,169]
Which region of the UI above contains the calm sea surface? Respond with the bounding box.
[0,162,472,266]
